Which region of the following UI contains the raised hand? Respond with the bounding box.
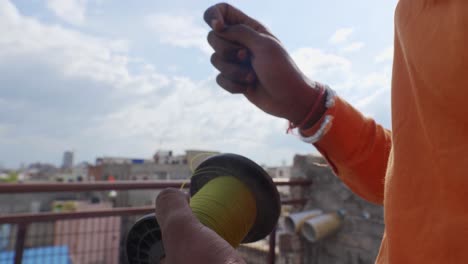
[204,3,326,125]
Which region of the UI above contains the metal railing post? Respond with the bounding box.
[267,225,277,264]
[14,223,27,264]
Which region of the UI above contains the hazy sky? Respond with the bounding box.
[0,0,398,168]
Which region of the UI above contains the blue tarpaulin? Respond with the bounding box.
[0,225,11,251]
[0,245,71,264]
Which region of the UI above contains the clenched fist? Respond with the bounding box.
[204,3,327,126]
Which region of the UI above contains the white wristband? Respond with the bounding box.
[299,86,336,144]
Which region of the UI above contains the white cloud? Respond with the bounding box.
[74,74,298,168]
[356,87,387,108]
[355,87,391,128]
[292,48,352,76]
[329,27,354,44]
[291,46,391,127]
[145,13,211,54]
[0,0,299,167]
[357,65,391,102]
[46,0,88,25]
[0,0,165,95]
[341,42,365,53]
[86,77,283,154]
[361,67,392,89]
[0,0,394,168]
[375,46,394,63]
[291,48,353,91]
[0,123,9,136]
[0,0,174,165]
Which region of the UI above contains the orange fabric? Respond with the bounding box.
[314,97,391,204]
[312,1,468,263]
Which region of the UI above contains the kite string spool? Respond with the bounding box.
[189,175,257,248]
[180,152,219,190]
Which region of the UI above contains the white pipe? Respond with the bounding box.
[301,212,342,242]
[284,209,323,233]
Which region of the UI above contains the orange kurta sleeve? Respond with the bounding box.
[311,97,392,205]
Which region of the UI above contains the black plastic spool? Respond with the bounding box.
[125,153,281,264]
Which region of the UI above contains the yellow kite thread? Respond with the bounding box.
[179,165,232,190]
[189,152,217,173]
[180,152,218,190]
[189,176,257,248]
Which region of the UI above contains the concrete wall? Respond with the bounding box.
[291,155,384,264]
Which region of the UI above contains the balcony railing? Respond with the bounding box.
[0,179,311,264]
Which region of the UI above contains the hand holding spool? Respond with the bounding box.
[126,154,281,264]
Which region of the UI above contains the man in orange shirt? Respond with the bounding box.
[156,1,468,263]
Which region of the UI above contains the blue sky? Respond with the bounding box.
[0,0,398,168]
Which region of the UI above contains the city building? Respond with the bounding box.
[265,165,293,199]
[89,149,220,182]
[61,151,74,170]
[25,163,59,181]
[265,165,292,178]
[87,150,220,207]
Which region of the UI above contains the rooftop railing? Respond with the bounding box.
[0,179,312,264]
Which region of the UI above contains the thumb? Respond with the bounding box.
[217,24,262,49]
[155,188,194,230]
[204,5,225,32]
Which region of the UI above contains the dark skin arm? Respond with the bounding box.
[157,3,328,263]
[205,3,327,127]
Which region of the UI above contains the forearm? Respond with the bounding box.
[299,92,391,204]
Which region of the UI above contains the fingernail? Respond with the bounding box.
[211,19,219,30]
[237,49,247,61]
